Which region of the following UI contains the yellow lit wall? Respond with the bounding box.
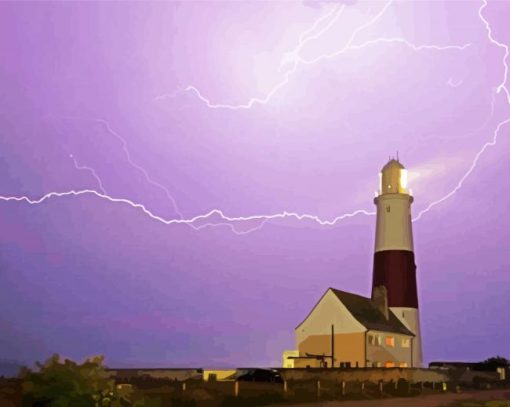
[282,350,300,368]
[202,370,237,382]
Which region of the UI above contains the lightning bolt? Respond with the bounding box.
[412,0,510,222]
[479,0,510,104]
[1,0,508,235]
[0,189,374,230]
[154,3,343,104]
[153,88,182,102]
[413,116,510,222]
[278,3,345,74]
[82,114,379,233]
[301,38,470,65]
[70,154,107,195]
[180,0,471,110]
[94,118,184,220]
[44,122,378,234]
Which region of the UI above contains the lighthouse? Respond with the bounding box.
[372,158,423,367]
[288,158,423,369]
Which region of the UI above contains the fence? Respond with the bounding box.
[108,367,506,406]
[118,371,506,406]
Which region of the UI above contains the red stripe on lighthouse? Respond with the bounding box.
[372,250,418,308]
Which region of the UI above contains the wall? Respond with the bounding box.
[374,194,413,252]
[366,330,412,367]
[295,289,365,351]
[282,350,300,368]
[390,307,422,366]
[279,367,449,384]
[297,332,365,368]
[203,370,236,382]
[293,358,323,368]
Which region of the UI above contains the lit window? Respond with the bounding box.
[401,338,410,348]
[376,362,382,368]
[400,362,408,368]
[385,362,395,368]
[385,336,395,347]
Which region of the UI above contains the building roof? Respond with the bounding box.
[329,288,414,336]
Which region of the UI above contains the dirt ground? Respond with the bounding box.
[268,389,510,407]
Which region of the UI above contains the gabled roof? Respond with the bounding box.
[329,288,414,336]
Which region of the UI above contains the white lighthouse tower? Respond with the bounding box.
[372,158,423,367]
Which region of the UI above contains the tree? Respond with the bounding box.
[20,354,117,407]
[475,355,509,371]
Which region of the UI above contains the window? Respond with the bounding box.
[385,336,395,347]
[385,362,395,368]
[376,362,382,368]
[399,362,408,368]
[386,205,391,212]
[368,334,374,345]
[401,338,410,348]
[375,335,382,346]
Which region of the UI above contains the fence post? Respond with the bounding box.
[341,381,346,396]
[442,382,447,392]
[234,381,239,397]
[317,380,321,398]
[379,380,383,394]
[432,382,435,391]
[283,380,288,398]
[394,380,398,390]
[361,381,365,394]
[182,382,186,392]
[420,382,424,393]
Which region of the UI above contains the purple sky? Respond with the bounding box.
[1,0,509,368]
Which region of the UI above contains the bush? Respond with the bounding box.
[20,354,116,407]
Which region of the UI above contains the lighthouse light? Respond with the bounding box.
[400,169,408,190]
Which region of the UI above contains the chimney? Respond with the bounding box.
[372,285,389,320]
